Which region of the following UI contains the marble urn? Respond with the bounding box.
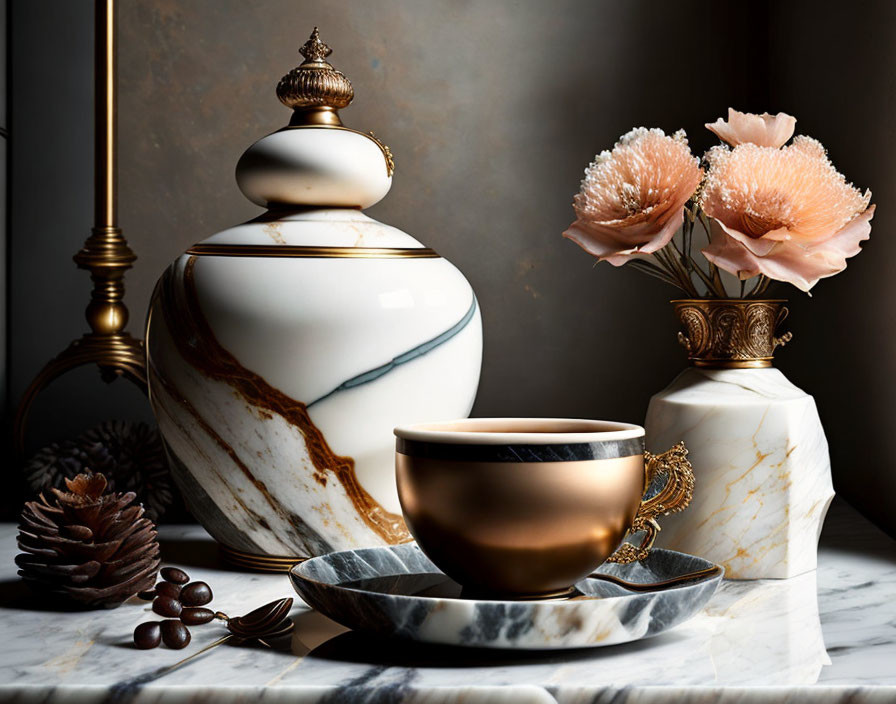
[145,29,482,569]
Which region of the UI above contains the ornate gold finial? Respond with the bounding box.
[277,27,354,126]
[299,27,331,62]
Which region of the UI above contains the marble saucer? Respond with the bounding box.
[289,543,723,650]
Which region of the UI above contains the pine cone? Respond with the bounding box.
[25,420,174,521]
[16,472,161,608]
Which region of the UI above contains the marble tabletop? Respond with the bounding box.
[0,499,894,703]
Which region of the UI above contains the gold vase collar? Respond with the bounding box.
[672,299,792,369]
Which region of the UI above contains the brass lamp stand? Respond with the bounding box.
[13,0,146,455]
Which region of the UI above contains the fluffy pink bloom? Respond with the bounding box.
[706,108,797,148]
[700,136,873,292]
[564,128,702,265]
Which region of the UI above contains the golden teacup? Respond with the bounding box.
[395,418,693,598]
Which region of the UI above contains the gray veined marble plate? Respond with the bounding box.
[289,543,723,650]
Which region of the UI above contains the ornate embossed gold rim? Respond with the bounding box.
[185,244,439,259]
[672,298,792,369]
[219,544,308,572]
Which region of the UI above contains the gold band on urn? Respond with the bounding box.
[673,299,792,369]
[185,244,438,259]
[219,544,307,573]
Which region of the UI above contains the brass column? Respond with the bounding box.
[13,0,147,455]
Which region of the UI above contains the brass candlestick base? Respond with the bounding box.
[13,1,147,455]
[13,333,146,454]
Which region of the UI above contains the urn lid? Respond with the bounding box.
[235,28,394,210]
[276,27,354,128]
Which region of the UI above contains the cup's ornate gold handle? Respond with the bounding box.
[607,441,695,564]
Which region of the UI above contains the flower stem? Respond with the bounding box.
[707,261,727,297]
[746,277,760,297]
[681,214,694,275]
[655,245,700,297]
[698,211,714,242]
[626,259,682,289]
[687,255,724,297]
[747,274,771,298]
[692,211,729,298]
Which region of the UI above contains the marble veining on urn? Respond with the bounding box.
[145,29,483,563]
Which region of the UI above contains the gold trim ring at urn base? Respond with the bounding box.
[219,544,308,573]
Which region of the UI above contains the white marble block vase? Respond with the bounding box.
[646,300,834,579]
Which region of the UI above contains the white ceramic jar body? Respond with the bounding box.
[146,209,482,558]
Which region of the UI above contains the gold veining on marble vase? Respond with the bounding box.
[673,299,793,369]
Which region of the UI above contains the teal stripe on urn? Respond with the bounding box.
[145,28,483,569]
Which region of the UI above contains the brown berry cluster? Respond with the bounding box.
[133,567,216,649]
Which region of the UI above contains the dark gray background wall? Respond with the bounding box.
[8,0,896,536]
[0,0,6,424]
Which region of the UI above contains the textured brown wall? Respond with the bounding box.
[9,1,895,535]
[116,0,773,427]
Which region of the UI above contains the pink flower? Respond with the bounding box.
[706,108,797,148]
[563,128,702,266]
[700,136,873,292]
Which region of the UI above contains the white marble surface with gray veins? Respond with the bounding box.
[289,544,723,650]
[0,500,894,703]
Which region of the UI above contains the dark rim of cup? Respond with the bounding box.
[394,418,645,463]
